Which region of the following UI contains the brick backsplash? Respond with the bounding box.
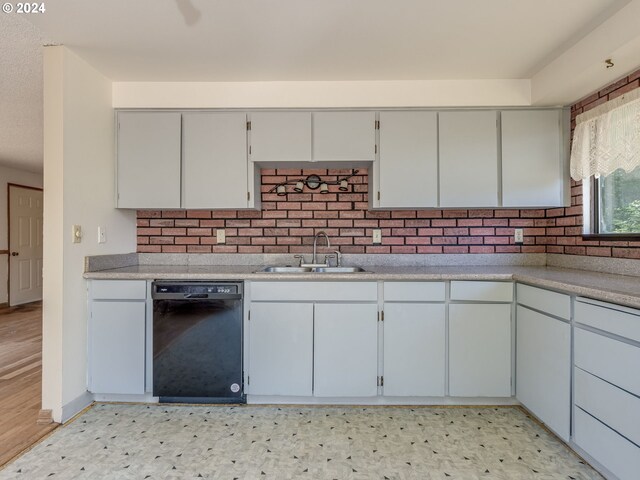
[137,66,640,258]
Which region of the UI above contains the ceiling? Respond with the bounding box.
[0,0,636,172]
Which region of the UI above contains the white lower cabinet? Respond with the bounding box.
[314,303,379,397]
[383,303,446,396]
[247,302,314,396]
[449,304,512,397]
[516,305,570,441]
[89,300,146,395]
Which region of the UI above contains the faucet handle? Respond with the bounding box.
[293,254,305,267]
[334,250,342,267]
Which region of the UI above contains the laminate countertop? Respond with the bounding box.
[84,265,640,310]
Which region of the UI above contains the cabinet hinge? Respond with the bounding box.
[375,120,380,130]
[377,191,381,201]
[377,376,384,387]
[247,121,251,131]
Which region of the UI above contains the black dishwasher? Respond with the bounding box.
[152,281,245,403]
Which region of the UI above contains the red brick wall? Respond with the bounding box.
[547,67,640,259]
[137,67,640,256]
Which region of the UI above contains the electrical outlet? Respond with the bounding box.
[372,229,382,244]
[72,225,82,244]
[216,229,226,244]
[514,228,524,244]
[98,226,106,244]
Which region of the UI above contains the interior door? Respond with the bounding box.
[9,185,43,306]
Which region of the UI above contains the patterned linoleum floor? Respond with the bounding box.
[0,404,602,480]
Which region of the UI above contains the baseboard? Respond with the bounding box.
[247,396,520,406]
[36,409,53,425]
[61,391,94,423]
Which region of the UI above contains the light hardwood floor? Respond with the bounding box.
[0,302,57,467]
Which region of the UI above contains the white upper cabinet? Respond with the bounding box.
[250,112,312,162]
[312,111,376,161]
[117,112,182,208]
[502,110,568,207]
[376,111,438,208]
[439,111,499,208]
[182,112,250,209]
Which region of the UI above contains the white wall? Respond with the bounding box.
[0,165,43,304]
[113,79,532,108]
[42,46,137,422]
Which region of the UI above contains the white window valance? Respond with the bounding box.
[570,87,640,181]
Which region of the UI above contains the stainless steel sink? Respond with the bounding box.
[259,266,367,273]
[312,266,367,273]
[261,266,313,273]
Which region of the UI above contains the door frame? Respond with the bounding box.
[7,183,44,306]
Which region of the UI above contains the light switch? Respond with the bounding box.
[514,228,524,244]
[98,226,106,244]
[72,225,82,243]
[216,229,226,244]
[372,229,382,244]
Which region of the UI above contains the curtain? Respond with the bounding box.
[570,88,640,181]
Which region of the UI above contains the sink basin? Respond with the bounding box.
[259,266,367,273]
[312,266,367,273]
[261,266,312,273]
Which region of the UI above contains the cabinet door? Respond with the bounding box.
[250,112,311,162]
[313,112,376,161]
[439,111,499,207]
[248,302,314,396]
[117,112,181,208]
[377,112,438,208]
[182,113,249,209]
[383,303,445,396]
[449,303,511,397]
[314,303,378,397]
[516,306,570,441]
[502,110,565,207]
[89,301,146,394]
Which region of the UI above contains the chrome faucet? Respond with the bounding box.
[312,231,331,265]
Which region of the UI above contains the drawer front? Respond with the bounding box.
[91,280,147,300]
[575,367,640,446]
[384,282,445,302]
[575,299,640,343]
[450,281,513,302]
[574,407,640,480]
[574,328,640,397]
[516,283,570,319]
[250,282,377,302]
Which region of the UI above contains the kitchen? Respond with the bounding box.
[2,1,640,479]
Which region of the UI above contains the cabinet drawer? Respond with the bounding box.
[91,280,147,300]
[250,282,377,302]
[384,282,445,302]
[516,284,570,319]
[574,407,640,480]
[575,328,640,397]
[575,299,640,343]
[575,367,640,446]
[450,281,513,302]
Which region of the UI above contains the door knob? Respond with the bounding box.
[11,252,18,256]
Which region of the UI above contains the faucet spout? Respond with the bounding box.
[313,231,331,264]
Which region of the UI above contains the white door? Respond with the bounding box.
[314,303,378,397]
[248,302,314,396]
[502,110,565,207]
[312,112,376,161]
[377,111,438,208]
[182,112,249,209]
[89,301,146,394]
[249,112,312,162]
[439,111,499,207]
[9,186,43,306]
[383,303,446,396]
[516,305,570,441]
[449,303,511,397]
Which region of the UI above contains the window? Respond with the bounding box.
[589,167,640,235]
